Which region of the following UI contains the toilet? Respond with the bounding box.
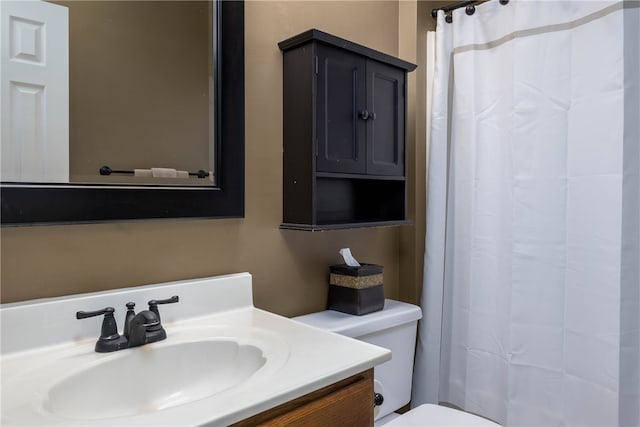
[294,299,500,426]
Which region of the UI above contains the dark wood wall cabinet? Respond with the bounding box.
[279,29,416,231]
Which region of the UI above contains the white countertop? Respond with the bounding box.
[1,273,390,426]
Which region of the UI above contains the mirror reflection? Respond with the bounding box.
[1,0,216,187]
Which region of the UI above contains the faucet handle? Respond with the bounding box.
[76,307,126,352]
[76,306,115,320]
[76,307,118,340]
[148,296,179,306]
[148,296,179,323]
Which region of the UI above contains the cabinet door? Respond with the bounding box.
[230,370,374,427]
[316,44,366,174]
[366,60,405,176]
[0,0,69,183]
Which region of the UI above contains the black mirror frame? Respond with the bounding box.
[1,0,244,226]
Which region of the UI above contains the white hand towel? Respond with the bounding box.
[176,170,189,178]
[134,169,152,177]
[151,168,177,178]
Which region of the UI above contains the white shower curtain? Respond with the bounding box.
[413,1,639,426]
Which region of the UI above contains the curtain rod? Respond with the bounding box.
[431,0,508,20]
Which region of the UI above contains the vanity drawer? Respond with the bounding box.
[231,369,374,427]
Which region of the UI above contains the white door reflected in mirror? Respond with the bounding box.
[0,0,69,183]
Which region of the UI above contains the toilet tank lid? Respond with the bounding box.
[293,299,422,338]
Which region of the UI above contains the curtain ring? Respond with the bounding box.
[445,13,453,23]
[465,5,476,15]
[499,0,509,4]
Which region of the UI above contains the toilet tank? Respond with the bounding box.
[294,299,422,421]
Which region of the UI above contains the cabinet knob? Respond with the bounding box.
[358,110,376,121]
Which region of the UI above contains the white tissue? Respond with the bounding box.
[339,248,361,267]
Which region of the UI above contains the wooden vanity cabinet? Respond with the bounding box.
[231,369,374,427]
[279,29,417,231]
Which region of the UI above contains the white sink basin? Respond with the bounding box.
[1,273,390,426]
[2,322,291,426]
[46,340,266,420]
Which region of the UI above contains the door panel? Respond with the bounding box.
[316,44,366,174]
[1,0,69,183]
[366,60,404,176]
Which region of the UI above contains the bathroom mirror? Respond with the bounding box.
[0,0,244,224]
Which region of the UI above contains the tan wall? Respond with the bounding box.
[0,0,422,318]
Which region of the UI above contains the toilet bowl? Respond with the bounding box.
[384,404,499,426]
[294,299,499,426]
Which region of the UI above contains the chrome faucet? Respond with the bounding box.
[76,296,179,353]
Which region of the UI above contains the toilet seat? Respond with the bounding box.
[383,404,500,426]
